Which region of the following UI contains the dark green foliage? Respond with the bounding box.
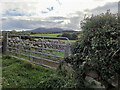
[66,10,120,83]
[57,32,81,40]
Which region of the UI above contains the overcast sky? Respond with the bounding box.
[0,0,119,31]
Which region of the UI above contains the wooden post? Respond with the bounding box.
[19,36,21,59]
[41,37,44,65]
[64,41,71,58]
[3,32,8,55]
[0,31,2,54]
[0,31,2,90]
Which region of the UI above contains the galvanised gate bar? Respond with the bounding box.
[5,33,71,69]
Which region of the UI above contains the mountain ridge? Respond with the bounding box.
[26,27,74,32]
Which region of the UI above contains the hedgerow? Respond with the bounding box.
[64,10,120,87]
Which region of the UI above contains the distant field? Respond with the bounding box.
[30,33,76,42]
[31,33,62,37]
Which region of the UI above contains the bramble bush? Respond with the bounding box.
[64,10,120,86]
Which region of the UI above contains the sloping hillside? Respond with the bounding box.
[26,27,74,32]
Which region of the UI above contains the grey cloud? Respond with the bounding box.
[2,11,85,30]
[118,1,120,14]
[57,21,64,23]
[41,11,48,14]
[85,2,118,15]
[1,7,85,30]
[93,0,108,1]
[65,11,84,30]
[1,18,7,21]
[47,16,67,20]
[66,16,83,30]
[1,17,66,30]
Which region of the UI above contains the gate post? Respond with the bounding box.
[19,36,21,59]
[0,31,2,54]
[41,37,44,65]
[3,32,8,55]
[64,41,71,58]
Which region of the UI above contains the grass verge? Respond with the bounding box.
[2,55,79,89]
[2,55,54,88]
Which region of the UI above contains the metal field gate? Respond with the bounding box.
[4,33,71,69]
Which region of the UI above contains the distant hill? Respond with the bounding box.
[26,27,74,33]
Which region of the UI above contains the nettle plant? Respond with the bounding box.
[65,10,120,81]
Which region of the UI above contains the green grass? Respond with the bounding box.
[31,33,62,37]
[2,55,80,88]
[30,33,76,42]
[2,55,55,88]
